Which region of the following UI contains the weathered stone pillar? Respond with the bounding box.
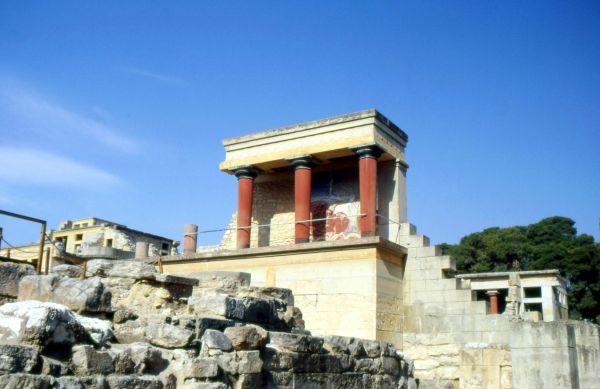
[487,290,500,314]
[135,241,149,259]
[353,145,382,237]
[235,166,258,249]
[183,224,198,254]
[290,156,317,244]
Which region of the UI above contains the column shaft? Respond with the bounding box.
[356,147,381,237]
[183,224,198,254]
[235,167,257,249]
[294,166,312,243]
[487,291,500,314]
[236,178,254,249]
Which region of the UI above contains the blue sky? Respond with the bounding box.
[0,1,599,247]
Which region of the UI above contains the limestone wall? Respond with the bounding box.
[163,240,405,343]
[510,320,600,388]
[398,222,600,389]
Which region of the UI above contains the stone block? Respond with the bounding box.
[460,348,483,366]
[0,300,86,352]
[234,373,262,389]
[234,350,263,374]
[482,347,511,367]
[190,295,284,328]
[398,223,417,236]
[0,373,54,389]
[182,357,219,379]
[104,375,164,389]
[0,262,35,298]
[224,325,268,350]
[75,314,113,346]
[186,271,251,293]
[268,331,323,353]
[18,275,112,313]
[40,356,70,376]
[50,264,81,278]
[322,335,363,355]
[0,344,41,374]
[402,234,430,248]
[71,345,115,375]
[202,329,233,352]
[113,318,146,344]
[85,259,156,280]
[54,375,107,388]
[408,246,442,258]
[113,342,168,375]
[146,322,195,349]
[196,316,236,337]
[237,286,294,306]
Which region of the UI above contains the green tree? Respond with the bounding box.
[441,217,600,323]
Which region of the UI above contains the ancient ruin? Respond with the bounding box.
[0,260,416,388]
[1,109,599,388]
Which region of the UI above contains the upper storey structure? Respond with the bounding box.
[219,109,409,249]
[220,109,408,173]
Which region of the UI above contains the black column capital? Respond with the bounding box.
[287,155,320,170]
[351,145,383,160]
[233,165,258,180]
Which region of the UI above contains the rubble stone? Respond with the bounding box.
[50,264,81,278]
[268,331,323,353]
[112,342,168,375]
[182,357,219,379]
[85,259,156,280]
[75,314,113,346]
[0,262,35,299]
[146,321,195,349]
[0,373,54,389]
[105,375,164,389]
[70,345,115,375]
[54,375,107,389]
[202,329,232,351]
[18,275,111,313]
[0,344,41,374]
[0,300,86,351]
[224,325,267,350]
[40,355,71,376]
[0,269,416,388]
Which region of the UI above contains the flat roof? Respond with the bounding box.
[220,109,409,172]
[55,217,174,242]
[456,269,566,283]
[222,109,408,146]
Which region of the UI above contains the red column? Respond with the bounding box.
[291,157,315,244]
[183,224,198,254]
[354,146,382,237]
[235,167,257,249]
[487,290,500,314]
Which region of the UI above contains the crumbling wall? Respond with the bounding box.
[76,226,167,257]
[0,261,417,388]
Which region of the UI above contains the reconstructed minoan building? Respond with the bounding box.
[0,217,177,264]
[456,269,569,322]
[162,109,600,388]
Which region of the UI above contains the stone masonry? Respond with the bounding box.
[0,260,417,388]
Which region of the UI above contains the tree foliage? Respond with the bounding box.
[440,217,600,323]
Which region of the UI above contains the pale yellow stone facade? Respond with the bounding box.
[191,110,600,388]
[163,237,404,341]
